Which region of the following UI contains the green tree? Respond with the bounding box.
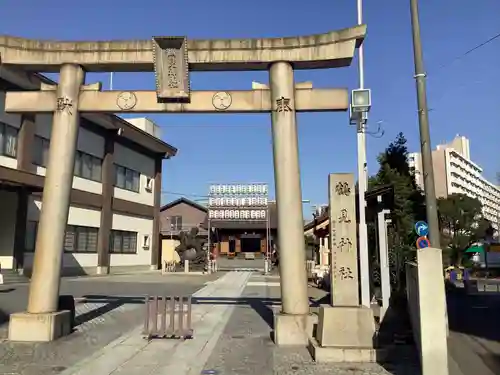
[438,193,492,265]
[369,132,424,291]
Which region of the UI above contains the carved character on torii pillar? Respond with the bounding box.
[0,25,366,343]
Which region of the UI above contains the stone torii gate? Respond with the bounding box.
[0,25,366,343]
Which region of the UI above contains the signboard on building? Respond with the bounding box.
[208,184,269,221]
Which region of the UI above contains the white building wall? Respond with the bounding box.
[111,213,153,267]
[408,152,423,188]
[445,149,500,230]
[24,198,101,270]
[411,136,500,232]
[0,91,157,271]
[126,117,162,139]
[113,143,155,206]
[34,115,103,195]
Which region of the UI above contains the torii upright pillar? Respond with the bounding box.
[9,64,85,342]
[270,62,312,346]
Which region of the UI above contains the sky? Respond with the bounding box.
[1,0,499,215]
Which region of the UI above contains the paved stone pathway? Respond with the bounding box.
[0,272,422,374]
[202,274,420,375]
[0,274,210,375]
[59,271,252,375]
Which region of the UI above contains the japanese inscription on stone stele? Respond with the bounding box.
[328,173,359,307]
[275,96,293,112]
[152,36,190,101]
[56,96,73,115]
[166,50,179,89]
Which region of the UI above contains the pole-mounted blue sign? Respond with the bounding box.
[415,221,429,237]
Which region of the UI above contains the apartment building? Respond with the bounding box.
[409,135,500,231]
[0,67,177,275]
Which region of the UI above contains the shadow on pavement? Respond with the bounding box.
[0,308,9,325]
[77,295,143,326]
[81,295,280,329]
[194,297,279,328]
[446,282,500,375]
[309,291,419,373]
[446,283,500,342]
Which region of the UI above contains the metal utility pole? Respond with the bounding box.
[409,0,441,248]
[356,0,371,308]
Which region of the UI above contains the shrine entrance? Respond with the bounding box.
[0,26,366,344]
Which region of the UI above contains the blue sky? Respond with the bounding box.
[1,0,499,214]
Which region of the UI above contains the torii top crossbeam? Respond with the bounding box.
[0,25,365,72]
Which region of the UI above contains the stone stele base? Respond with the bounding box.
[96,266,109,275]
[273,312,316,346]
[308,306,376,362]
[8,310,72,342]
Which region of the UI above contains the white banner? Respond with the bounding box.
[209,184,268,196]
[208,209,267,220]
[208,183,269,221]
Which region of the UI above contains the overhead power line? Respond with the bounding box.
[433,31,500,73]
[161,190,209,198]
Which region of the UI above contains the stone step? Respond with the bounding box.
[0,270,30,284]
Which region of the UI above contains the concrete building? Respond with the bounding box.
[160,197,277,259]
[409,135,500,231]
[205,202,277,259]
[0,72,177,276]
[160,197,209,238]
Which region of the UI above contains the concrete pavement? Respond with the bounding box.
[447,284,500,375]
[58,271,252,375]
[0,270,427,374]
[202,273,419,375]
[56,272,418,375]
[0,272,219,375]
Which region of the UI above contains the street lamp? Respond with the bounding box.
[349,89,371,125]
[351,0,372,309]
[350,87,372,309]
[351,89,372,114]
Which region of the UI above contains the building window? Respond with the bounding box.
[169,216,183,231]
[0,122,19,158]
[64,225,99,253]
[110,230,137,254]
[114,164,140,192]
[74,151,102,182]
[33,136,50,167]
[25,220,38,252]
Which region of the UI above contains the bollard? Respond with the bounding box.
[184,260,190,273]
[264,259,270,274]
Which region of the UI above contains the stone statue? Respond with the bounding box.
[175,227,206,264]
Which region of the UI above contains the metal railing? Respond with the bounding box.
[163,260,177,273]
[143,295,193,340]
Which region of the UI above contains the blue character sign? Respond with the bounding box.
[415,221,429,237]
[416,236,430,249]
